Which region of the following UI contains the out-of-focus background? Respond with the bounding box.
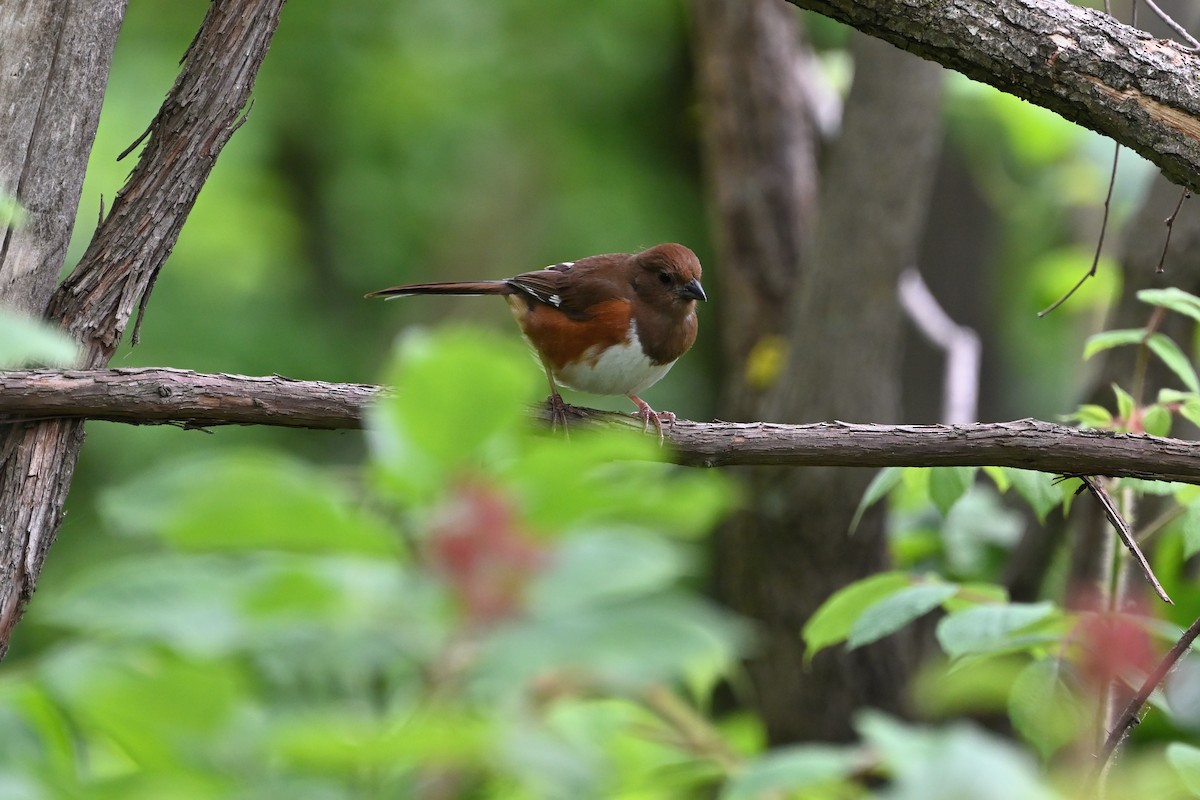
[9,0,1200,794]
[54,0,1138,554]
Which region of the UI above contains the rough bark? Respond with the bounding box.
[0,0,287,656]
[0,1,125,317]
[3,368,1200,483]
[784,0,1200,193]
[0,368,379,428]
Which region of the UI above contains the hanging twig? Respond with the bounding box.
[1039,145,1120,317]
[1155,189,1190,273]
[1078,476,1172,604]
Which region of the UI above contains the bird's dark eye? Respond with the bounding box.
[657,271,672,286]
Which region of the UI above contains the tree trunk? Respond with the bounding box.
[695,0,945,740]
[0,1,125,317]
[0,0,286,656]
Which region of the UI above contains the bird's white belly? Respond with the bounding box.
[556,332,675,397]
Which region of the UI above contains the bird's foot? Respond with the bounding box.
[546,392,586,435]
[629,396,675,445]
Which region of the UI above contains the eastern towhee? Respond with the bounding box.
[368,243,706,437]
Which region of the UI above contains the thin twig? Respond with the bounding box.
[1039,145,1120,317]
[1091,613,1200,783]
[640,684,741,772]
[1155,189,1190,273]
[1079,476,1172,604]
[1141,0,1200,49]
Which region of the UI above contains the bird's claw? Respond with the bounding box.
[633,405,675,446]
[546,393,586,437]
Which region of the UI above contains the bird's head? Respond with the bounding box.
[631,243,706,312]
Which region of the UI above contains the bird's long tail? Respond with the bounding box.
[365,280,511,299]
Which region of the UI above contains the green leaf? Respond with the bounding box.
[1004,469,1062,522]
[270,707,492,769]
[936,602,1058,659]
[802,572,911,660]
[1138,288,1200,323]
[1082,328,1145,360]
[1113,384,1136,425]
[368,328,539,498]
[0,191,26,229]
[1183,399,1200,428]
[1160,388,1198,405]
[1120,478,1187,496]
[1167,742,1200,796]
[721,745,858,799]
[0,311,79,369]
[41,647,245,768]
[943,582,1010,612]
[847,582,958,650]
[1147,333,1200,393]
[929,467,977,516]
[849,467,903,534]
[1180,503,1200,559]
[480,594,744,690]
[101,452,399,557]
[911,657,1025,716]
[1142,404,1173,437]
[856,712,1059,800]
[1069,404,1113,429]
[528,531,689,613]
[1008,658,1085,759]
[982,466,1010,492]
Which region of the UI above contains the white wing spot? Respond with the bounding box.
[548,294,562,306]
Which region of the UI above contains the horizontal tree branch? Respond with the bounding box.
[2,368,1200,484]
[0,368,379,429]
[784,0,1200,193]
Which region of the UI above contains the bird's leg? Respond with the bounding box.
[542,366,576,436]
[628,395,676,445]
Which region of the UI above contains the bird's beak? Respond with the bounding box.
[679,279,707,302]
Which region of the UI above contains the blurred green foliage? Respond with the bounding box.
[6,330,1161,799]
[7,1,1195,796]
[0,330,745,797]
[0,312,79,369]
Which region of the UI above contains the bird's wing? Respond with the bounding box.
[507,256,629,320]
[506,267,567,308]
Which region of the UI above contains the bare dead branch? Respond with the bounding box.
[5,369,1200,484]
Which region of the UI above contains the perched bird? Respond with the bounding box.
[367,243,706,437]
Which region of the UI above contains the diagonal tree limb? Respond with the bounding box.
[0,0,287,658]
[1092,612,1200,786]
[783,0,1200,193]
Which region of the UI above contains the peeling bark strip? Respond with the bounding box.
[3,368,1200,485]
[784,0,1200,192]
[0,0,287,657]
